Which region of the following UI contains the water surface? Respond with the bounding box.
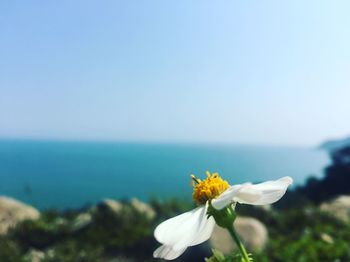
[0,140,330,210]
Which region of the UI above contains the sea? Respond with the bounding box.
[0,140,331,210]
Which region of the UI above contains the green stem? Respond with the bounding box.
[226,225,250,262]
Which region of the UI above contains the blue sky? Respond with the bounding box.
[1,1,349,146]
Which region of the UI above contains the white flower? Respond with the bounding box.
[153,173,293,260]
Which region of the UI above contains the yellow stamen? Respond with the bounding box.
[191,171,230,205]
[191,174,201,184]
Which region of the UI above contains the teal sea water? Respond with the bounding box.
[0,140,330,210]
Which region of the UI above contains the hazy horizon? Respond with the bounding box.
[0,136,337,148]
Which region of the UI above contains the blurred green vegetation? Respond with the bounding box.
[1,198,350,262]
[239,205,350,262]
[0,198,192,262]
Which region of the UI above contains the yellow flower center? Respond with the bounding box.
[191,171,230,205]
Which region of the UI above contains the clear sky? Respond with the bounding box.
[1,1,349,146]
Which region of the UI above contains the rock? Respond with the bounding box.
[97,198,155,220]
[0,196,40,235]
[44,248,55,259]
[259,204,272,212]
[24,249,45,262]
[320,233,334,244]
[130,198,155,220]
[71,213,92,231]
[98,199,123,214]
[209,217,268,254]
[53,217,67,226]
[320,195,350,222]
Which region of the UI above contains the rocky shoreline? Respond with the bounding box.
[1,193,350,262]
[0,196,273,262]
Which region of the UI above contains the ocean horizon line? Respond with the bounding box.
[0,136,320,150]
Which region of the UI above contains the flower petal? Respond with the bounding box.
[212,176,293,209]
[153,245,187,260]
[211,184,249,210]
[154,205,209,250]
[190,215,215,246]
[236,176,293,205]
